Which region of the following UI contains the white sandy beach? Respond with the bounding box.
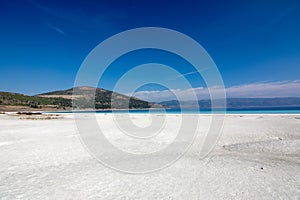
[0,113,299,199]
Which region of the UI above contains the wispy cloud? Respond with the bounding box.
[46,24,66,36]
[225,80,300,98]
[29,0,123,31]
[264,6,297,31]
[174,71,199,78]
[131,80,300,102]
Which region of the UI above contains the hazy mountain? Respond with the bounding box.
[160,97,300,110]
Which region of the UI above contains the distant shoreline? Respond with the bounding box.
[2,105,300,114]
[46,108,300,115]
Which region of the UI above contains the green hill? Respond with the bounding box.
[0,87,152,111]
[0,92,71,109]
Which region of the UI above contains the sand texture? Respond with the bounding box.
[0,114,299,199]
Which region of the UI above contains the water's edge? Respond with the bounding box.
[49,108,300,114]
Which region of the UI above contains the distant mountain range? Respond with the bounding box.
[1,87,300,112]
[0,87,153,111]
[160,97,300,110]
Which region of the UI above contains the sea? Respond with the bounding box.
[56,107,300,114]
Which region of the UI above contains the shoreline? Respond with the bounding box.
[2,111,300,116]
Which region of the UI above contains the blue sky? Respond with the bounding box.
[0,0,300,100]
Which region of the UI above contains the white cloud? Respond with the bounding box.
[131,80,300,102]
[47,24,66,36]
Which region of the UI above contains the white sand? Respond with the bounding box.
[0,114,299,199]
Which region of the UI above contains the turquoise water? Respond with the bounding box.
[62,109,300,114]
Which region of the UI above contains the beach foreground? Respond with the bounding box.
[0,113,299,199]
